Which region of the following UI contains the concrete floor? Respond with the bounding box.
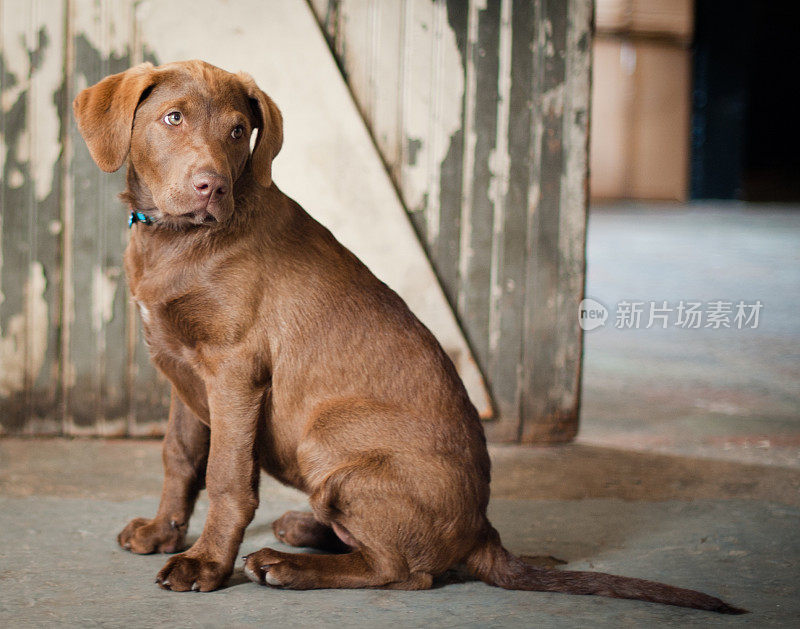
[581,203,800,468]
[1,439,799,628]
[2,204,799,627]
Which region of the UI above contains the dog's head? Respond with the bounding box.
[73,60,282,227]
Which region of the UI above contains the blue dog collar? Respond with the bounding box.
[128,210,154,228]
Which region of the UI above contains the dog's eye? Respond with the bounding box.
[231,125,244,139]
[164,111,183,126]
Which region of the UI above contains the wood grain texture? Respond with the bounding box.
[312,0,592,443]
[0,0,64,435]
[485,0,534,441]
[0,0,170,435]
[67,0,132,434]
[0,0,590,441]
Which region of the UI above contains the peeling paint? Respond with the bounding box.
[401,0,464,217]
[0,261,48,397]
[542,18,555,58]
[406,137,423,166]
[73,0,132,59]
[559,0,592,345]
[15,128,30,163]
[0,317,27,397]
[0,134,6,178]
[0,5,29,115]
[0,3,65,202]
[308,0,590,436]
[487,0,513,357]
[457,0,482,314]
[0,0,588,435]
[30,20,64,203]
[542,83,565,116]
[91,265,119,333]
[0,214,3,307]
[8,168,24,187]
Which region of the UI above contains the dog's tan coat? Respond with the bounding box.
[72,60,743,613]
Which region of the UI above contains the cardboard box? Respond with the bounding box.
[590,37,692,201]
[596,0,694,41]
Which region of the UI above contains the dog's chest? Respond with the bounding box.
[135,283,251,370]
[132,288,228,422]
[127,248,244,352]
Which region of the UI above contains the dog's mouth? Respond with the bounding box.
[146,208,221,231]
[187,209,218,224]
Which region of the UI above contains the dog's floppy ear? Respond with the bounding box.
[238,72,283,188]
[73,62,157,172]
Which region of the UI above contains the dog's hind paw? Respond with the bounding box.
[243,548,296,588]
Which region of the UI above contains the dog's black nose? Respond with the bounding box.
[192,172,228,200]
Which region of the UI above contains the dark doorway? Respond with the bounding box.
[691,0,800,201]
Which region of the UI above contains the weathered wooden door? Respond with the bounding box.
[0,0,591,442]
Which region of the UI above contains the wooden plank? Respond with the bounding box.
[554,0,591,434]
[322,0,470,307]
[27,0,64,435]
[104,3,138,435]
[484,0,532,441]
[458,0,500,380]
[436,0,467,309]
[519,0,588,443]
[398,0,434,241]
[370,0,404,176]
[0,0,64,434]
[1,1,38,433]
[0,0,591,437]
[337,0,374,120]
[519,0,567,443]
[309,0,591,439]
[65,0,135,435]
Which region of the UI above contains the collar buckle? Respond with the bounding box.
[129,210,154,228]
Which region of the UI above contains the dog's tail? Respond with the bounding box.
[464,527,747,614]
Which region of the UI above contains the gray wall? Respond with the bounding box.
[0,0,591,442]
[1,0,168,436]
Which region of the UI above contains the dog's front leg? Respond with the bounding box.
[156,378,261,592]
[118,390,209,554]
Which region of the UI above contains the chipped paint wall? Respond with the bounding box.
[310,0,593,442]
[0,0,590,442]
[0,1,65,434]
[0,0,170,436]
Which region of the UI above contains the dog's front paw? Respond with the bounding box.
[156,553,229,592]
[118,517,186,554]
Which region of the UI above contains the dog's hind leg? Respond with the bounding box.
[243,547,433,590]
[272,511,350,552]
[118,389,209,554]
[247,449,438,590]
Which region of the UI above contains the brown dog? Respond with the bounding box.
[73,60,743,613]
